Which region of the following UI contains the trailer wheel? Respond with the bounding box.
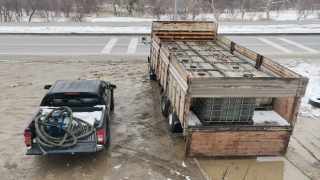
[149,66,157,80]
[161,91,170,117]
[308,96,320,108]
[167,105,179,133]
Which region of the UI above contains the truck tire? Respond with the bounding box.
[167,105,179,133]
[149,66,157,80]
[308,96,320,108]
[161,91,170,117]
[104,117,110,148]
[110,89,114,110]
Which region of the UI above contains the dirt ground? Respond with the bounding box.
[0,59,319,180]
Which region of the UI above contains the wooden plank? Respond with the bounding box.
[152,21,218,33]
[186,130,290,157]
[190,89,301,98]
[160,44,170,58]
[183,96,191,135]
[216,34,302,78]
[190,77,303,87]
[179,90,185,122]
[154,31,216,35]
[188,126,293,131]
[168,74,173,101]
[175,84,181,117]
[290,97,301,127]
[261,57,301,78]
[156,35,215,40]
[273,97,295,122]
[152,33,161,45]
[189,77,306,97]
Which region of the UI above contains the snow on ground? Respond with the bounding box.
[216,10,319,21]
[87,16,154,22]
[1,24,319,34]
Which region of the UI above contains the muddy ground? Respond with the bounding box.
[0,59,319,180]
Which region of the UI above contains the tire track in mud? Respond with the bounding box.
[111,144,201,180]
[292,136,320,162]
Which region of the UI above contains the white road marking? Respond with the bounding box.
[126,38,138,53]
[100,38,118,53]
[257,38,293,53]
[278,38,319,53]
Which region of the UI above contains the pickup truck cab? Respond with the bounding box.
[23,80,116,155]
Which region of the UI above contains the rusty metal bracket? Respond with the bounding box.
[255,54,264,69]
[230,41,235,54]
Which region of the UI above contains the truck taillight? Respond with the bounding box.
[24,132,31,146]
[96,129,104,144]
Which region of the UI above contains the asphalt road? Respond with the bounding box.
[0,35,319,60]
[0,20,319,27]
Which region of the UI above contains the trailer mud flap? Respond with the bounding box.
[26,142,98,155]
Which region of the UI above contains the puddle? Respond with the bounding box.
[197,157,309,180]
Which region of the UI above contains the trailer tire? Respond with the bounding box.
[308,96,320,108]
[110,89,114,111]
[149,66,157,80]
[167,105,179,133]
[161,91,170,117]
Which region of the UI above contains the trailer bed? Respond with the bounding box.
[148,21,308,157]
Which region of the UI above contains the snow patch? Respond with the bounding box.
[182,161,186,168]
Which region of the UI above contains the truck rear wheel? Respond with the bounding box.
[167,105,179,133]
[149,66,157,80]
[161,91,170,117]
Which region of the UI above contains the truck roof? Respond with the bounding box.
[46,80,101,95]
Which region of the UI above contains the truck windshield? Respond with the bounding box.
[40,93,103,106]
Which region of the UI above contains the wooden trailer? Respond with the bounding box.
[147,21,308,157]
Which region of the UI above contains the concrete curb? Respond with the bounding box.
[1,33,320,36]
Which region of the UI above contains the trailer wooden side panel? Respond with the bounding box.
[216,35,301,78]
[186,130,290,157]
[152,21,217,40]
[189,77,307,98]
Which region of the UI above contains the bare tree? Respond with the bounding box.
[259,0,283,20]
[72,0,86,21]
[26,0,40,22]
[123,0,137,16]
[0,0,14,22]
[149,0,165,20]
[295,0,314,20]
[60,0,72,17]
[12,0,23,22]
[134,0,146,17]
[204,0,229,21]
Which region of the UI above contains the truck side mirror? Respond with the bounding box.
[142,36,147,44]
[44,85,52,89]
[110,84,116,89]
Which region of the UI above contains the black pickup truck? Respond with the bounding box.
[23,80,116,155]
